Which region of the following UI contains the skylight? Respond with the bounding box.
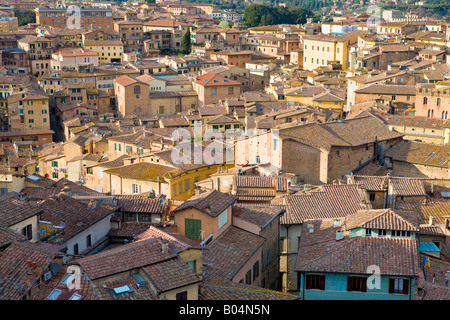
[69,293,82,300]
[113,285,132,295]
[47,289,62,300]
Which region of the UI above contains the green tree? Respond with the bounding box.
[218,20,231,28]
[182,28,192,55]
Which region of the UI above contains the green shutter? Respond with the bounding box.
[185,218,201,240]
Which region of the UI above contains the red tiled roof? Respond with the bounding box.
[344,209,420,232]
[0,242,59,300]
[0,194,42,228]
[141,256,201,293]
[40,194,118,244]
[76,237,177,280]
[172,190,237,217]
[203,226,265,282]
[295,218,420,276]
[115,196,166,214]
[283,184,371,224]
[0,226,26,248]
[195,73,239,87]
[232,204,284,229]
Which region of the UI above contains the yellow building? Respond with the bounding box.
[103,141,234,201]
[0,17,18,33]
[302,30,365,71]
[7,90,51,130]
[285,86,346,115]
[84,40,124,64]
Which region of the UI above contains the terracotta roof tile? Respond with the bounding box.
[295,219,420,276]
[344,209,420,232]
[141,256,201,294]
[172,190,237,217]
[203,226,265,282]
[283,184,371,224]
[0,242,59,300]
[76,237,177,280]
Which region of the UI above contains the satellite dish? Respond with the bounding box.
[49,262,62,275]
[349,172,353,176]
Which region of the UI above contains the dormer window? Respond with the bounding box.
[392,230,411,237]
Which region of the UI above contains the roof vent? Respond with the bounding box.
[336,230,344,241]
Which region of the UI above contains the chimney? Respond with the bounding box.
[336,230,344,241]
[61,182,72,197]
[429,216,434,226]
[161,239,169,254]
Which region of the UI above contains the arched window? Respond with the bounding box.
[437,98,441,106]
[423,97,428,105]
[428,109,434,118]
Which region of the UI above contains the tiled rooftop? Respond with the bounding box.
[203,226,265,282]
[295,218,420,276]
[282,184,371,224]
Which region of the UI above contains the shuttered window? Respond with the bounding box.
[347,276,367,292]
[218,209,228,230]
[389,278,409,294]
[305,274,325,290]
[185,218,201,240]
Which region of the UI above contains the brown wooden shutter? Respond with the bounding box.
[347,276,353,291]
[402,279,409,295]
[305,275,312,289]
[319,275,325,290]
[388,279,395,293]
[361,277,367,292]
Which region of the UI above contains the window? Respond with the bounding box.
[253,261,260,281]
[184,180,190,193]
[176,291,188,300]
[134,85,140,94]
[73,243,79,255]
[185,218,201,240]
[392,230,411,237]
[378,229,387,236]
[369,193,376,201]
[211,88,217,96]
[365,228,371,236]
[389,278,409,294]
[273,138,280,151]
[23,224,32,241]
[47,289,62,300]
[245,269,252,284]
[218,209,228,230]
[86,234,91,248]
[347,276,367,292]
[305,274,325,290]
[228,87,234,95]
[131,184,141,194]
